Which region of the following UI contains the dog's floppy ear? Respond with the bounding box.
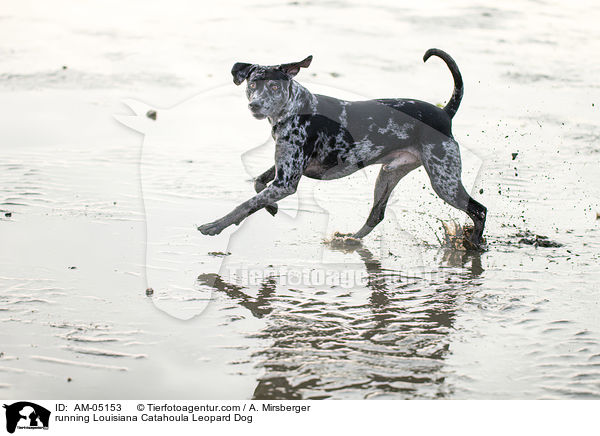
[278,55,313,78]
[231,62,255,85]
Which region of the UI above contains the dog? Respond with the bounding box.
[198,49,487,250]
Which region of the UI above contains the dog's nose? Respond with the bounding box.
[248,101,261,110]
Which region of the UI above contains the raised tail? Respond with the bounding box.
[423,48,463,119]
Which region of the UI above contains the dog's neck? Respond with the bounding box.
[268,80,317,126]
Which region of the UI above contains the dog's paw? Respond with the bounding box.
[254,180,267,193]
[266,204,278,216]
[197,221,224,236]
[462,237,487,252]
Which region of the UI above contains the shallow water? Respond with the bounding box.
[1,0,599,399]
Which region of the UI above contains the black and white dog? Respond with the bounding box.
[198,49,487,250]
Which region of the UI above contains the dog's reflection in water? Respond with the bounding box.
[197,246,482,399]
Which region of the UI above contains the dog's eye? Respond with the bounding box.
[249,82,256,89]
[271,84,279,90]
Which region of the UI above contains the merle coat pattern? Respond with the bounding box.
[198,49,487,249]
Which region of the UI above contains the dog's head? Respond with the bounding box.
[231,56,312,120]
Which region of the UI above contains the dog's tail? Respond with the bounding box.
[423,48,463,119]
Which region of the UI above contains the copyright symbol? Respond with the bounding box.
[137,404,144,411]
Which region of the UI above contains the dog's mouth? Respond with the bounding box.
[251,111,267,120]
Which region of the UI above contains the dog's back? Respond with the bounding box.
[375,99,452,138]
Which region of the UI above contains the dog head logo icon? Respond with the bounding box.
[3,402,50,434]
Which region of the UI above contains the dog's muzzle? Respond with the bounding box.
[248,102,266,119]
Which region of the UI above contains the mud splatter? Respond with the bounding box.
[516,230,563,248]
[324,232,362,250]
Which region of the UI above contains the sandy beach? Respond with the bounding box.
[1,0,600,399]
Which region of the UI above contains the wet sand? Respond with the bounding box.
[1,0,600,399]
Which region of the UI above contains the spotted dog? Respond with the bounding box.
[198,49,487,250]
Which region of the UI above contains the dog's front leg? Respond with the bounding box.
[199,139,305,236]
[254,166,275,192]
[254,166,278,216]
[198,182,297,235]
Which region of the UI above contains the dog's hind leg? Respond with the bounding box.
[421,140,487,250]
[254,166,278,216]
[353,161,420,239]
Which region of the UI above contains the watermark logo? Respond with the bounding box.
[3,402,50,434]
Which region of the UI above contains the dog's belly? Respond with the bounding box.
[304,159,365,180]
[304,147,422,180]
[303,139,387,180]
[376,148,422,170]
